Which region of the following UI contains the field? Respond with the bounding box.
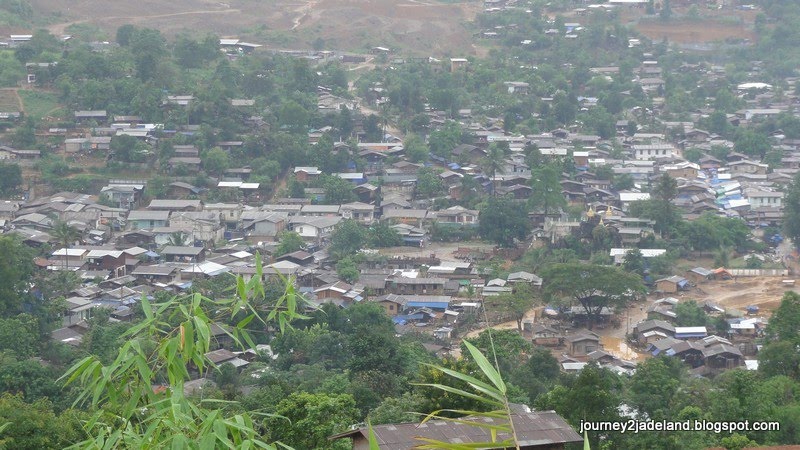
[634,18,756,45]
[18,89,65,121]
[0,88,22,113]
[620,6,758,45]
[21,0,481,56]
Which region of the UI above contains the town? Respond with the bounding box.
[0,0,798,449]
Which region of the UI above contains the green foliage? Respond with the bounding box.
[329,219,368,260]
[414,341,518,449]
[0,236,34,316]
[367,222,402,248]
[336,257,360,283]
[264,392,359,449]
[535,363,622,448]
[110,134,149,163]
[202,147,230,176]
[478,197,531,247]
[322,175,357,204]
[627,357,683,420]
[0,163,22,196]
[674,300,708,327]
[0,50,24,87]
[59,255,309,448]
[784,171,800,246]
[0,315,40,358]
[275,231,305,256]
[415,167,445,199]
[541,263,645,329]
[528,162,565,214]
[0,393,86,449]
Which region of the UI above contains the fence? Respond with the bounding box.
[727,269,789,277]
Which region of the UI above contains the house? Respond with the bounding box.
[169,211,224,243]
[127,210,169,230]
[387,277,446,295]
[290,216,341,240]
[566,331,600,356]
[635,320,676,343]
[531,324,563,347]
[507,271,542,287]
[674,326,708,340]
[728,160,768,176]
[375,294,404,316]
[686,267,713,284]
[161,246,205,263]
[205,203,242,229]
[655,276,689,293]
[744,188,784,209]
[434,206,478,225]
[293,166,321,182]
[148,199,202,212]
[381,209,430,227]
[339,202,375,224]
[167,182,204,199]
[101,183,145,209]
[241,211,288,238]
[329,411,582,449]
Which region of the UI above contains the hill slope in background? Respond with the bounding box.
[18,0,480,55]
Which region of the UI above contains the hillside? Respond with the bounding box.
[22,0,481,55]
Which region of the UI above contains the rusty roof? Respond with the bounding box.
[330,411,582,449]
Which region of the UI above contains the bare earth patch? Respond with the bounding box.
[21,0,481,55]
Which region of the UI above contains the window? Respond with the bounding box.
[389,305,394,311]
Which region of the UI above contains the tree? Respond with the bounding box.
[627,357,683,419]
[322,175,357,204]
[0,236,34,316]
[478,197,531,247]
[0,394,86,450]
[415,167,444,199]
[51,220,80,270]
[488,284,537,332]
[276,231,305,256]
[535,363,622,448]
[510,346,561,401]
[784,172,800,246]
[329,220,368,260]
[336,257,359,283]
[368,222,402,248]
[463,329,531,374]
[541,263,646,329]
[0,315,40,358]
[11,117,36,148]
[60,256,309,448]
[764,291,800,344]
[404,133,429,163]
[623,248,645,277]
[110,134,148,163]
[528,163,565,214]
[0,163,23,196]
[674,300,708,327]
[263,392,359,450]
[428,121,461,158]
[482,142,510,194]
[278,100,309,134]
[202,147,230,176]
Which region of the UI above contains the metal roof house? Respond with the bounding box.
[329,411,582,449]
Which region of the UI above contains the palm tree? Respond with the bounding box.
[481,142,509,196]
[52,220,80,270]
[167,232,188,247]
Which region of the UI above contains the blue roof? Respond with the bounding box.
[447,163,461,170]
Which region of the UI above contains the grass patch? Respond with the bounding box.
[18,90,65,121]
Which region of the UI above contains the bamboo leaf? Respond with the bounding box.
[463,341,505,393]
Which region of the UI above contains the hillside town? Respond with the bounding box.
[0,0,799,448]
